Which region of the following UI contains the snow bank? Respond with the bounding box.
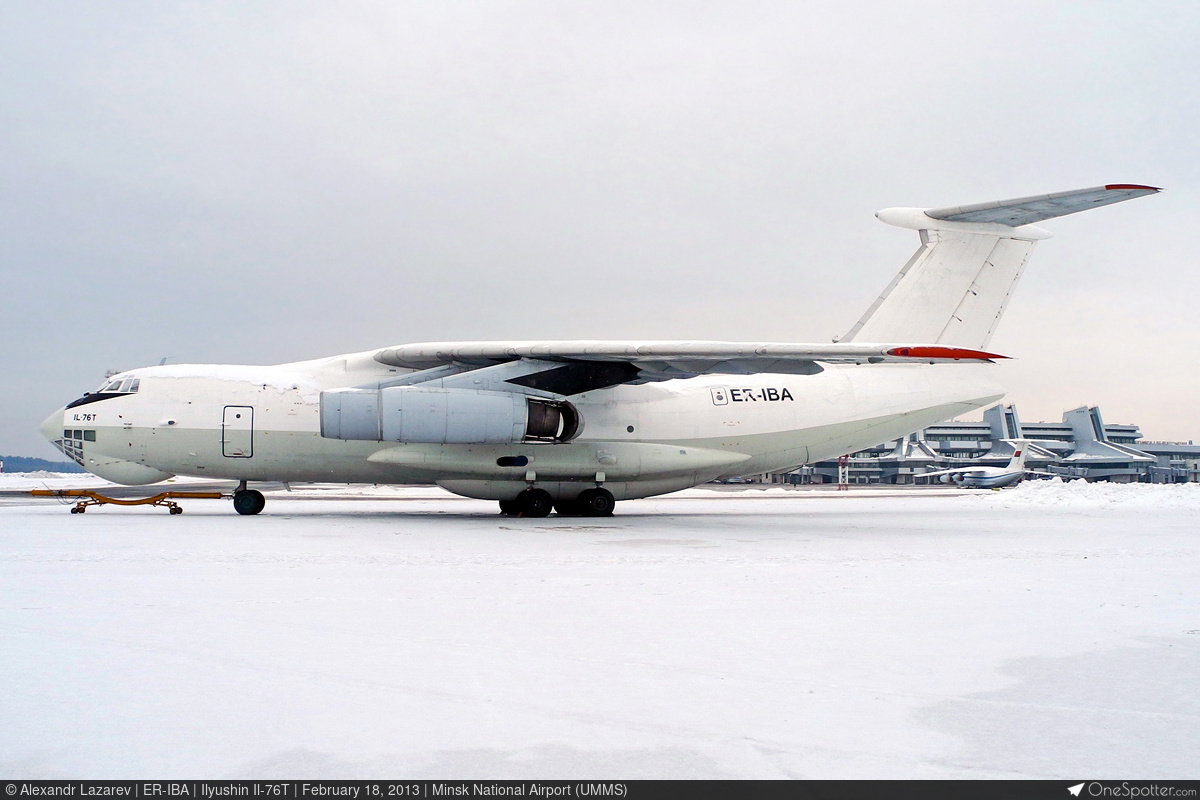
[0,472,219,492]
[0,471,112,491]
[3,470,75,479]
[969,477,1200,510]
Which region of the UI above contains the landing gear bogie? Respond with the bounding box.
[517,488,553,518]
[498,489,554,517]
[498,487,616,518]
[577,488,616,517]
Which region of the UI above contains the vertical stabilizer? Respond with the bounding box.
[842,185,1159,349]
[1003,439,1030,472]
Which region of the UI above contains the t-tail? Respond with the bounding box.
[842,185,1160,349]
[1004,439,1031,473]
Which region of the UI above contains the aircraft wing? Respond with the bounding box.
[919,468,984,479]
[372,341,1006,380]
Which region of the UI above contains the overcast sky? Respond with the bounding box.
[2,1,1197,457]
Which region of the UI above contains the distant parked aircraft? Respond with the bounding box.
[919,440,1053,489]
[42,185,1157,516]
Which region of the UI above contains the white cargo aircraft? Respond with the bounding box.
[42,184,1158,517]
[919,440,1043,489]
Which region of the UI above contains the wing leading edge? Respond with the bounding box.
[371,341,1005,389]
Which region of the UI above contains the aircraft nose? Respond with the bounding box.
[41,407,65,445]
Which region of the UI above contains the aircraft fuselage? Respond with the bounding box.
[45,352,1004,502]
[950,470,1025,489]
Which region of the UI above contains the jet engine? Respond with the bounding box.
[320,386,580,445]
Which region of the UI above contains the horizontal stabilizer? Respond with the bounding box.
[926,184,1159,227]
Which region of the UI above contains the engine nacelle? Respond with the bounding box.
[320,387,580,444]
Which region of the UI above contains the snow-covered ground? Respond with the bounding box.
[1,476,1197,778]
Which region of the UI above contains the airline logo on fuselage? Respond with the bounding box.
[711,387,794,406]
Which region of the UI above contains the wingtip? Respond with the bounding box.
[1104,183,1161,192]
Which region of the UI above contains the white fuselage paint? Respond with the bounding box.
[940,468,1026,490]
[47,351,1004,501]
[957,471,1025,489]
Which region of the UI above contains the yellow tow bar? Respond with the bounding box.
[30,489,228,515]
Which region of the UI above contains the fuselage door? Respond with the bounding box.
[222,405,254,458]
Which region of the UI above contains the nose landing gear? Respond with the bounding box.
[233,482,266,516]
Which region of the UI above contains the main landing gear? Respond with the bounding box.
[233,482,266,516]
[576,488,616,517]
[499,487,615,518]
[500,488,553,518]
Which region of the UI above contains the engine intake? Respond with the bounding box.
[320,387,580,444]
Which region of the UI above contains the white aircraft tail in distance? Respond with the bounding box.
[42,184,1159,517]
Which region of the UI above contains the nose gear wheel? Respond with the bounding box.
[233,489,266,515]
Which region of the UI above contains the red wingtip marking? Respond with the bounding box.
[887,346,1009,361]
[1104,184,1161,191]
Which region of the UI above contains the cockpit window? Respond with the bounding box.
[67,375,140,409]
[97,378,139,394]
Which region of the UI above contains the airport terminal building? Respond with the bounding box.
[775,404,1200,485]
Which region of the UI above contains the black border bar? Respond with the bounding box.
[2,782,1199,800]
